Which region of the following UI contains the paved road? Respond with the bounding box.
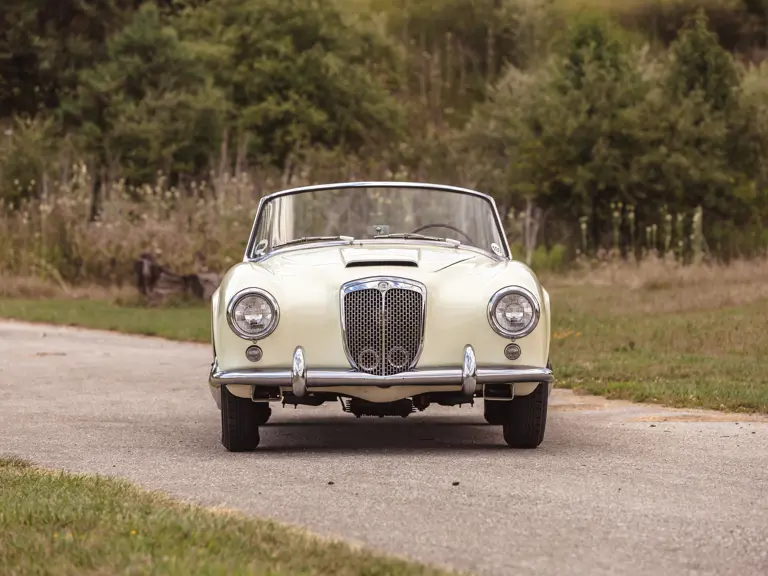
[1,321,767,576]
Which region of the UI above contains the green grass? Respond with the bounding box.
[0,298,211,343]
[2,277,767,413]
[0,458,450,576]
[548,285,768,413]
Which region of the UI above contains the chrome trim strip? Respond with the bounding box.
[461,345,477,396]
[487,285,541,340]
[291,346,307,397]
[226,287,280,340]
[243,181,511,261]
[261,181,498,203]
[339,276,427,374]
[249,239,504,265]
[210,361,553,389]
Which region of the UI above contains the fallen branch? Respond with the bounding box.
[134,252,221,303]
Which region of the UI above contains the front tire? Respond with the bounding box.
[221,386,269,452]
[254,405,272,426]
[502,382,549,449]
[483,400,507,425]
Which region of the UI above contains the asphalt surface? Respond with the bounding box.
[1,320,767,576]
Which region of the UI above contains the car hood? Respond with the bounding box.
[244,243,527,288]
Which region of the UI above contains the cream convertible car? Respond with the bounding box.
[209,182,554,451]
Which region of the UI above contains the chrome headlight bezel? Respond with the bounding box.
[226,288,279,340]
[487,286,540,339]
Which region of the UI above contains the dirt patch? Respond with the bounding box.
[549,403,614,412]
[549,388,635,411]
[631,414,768,423]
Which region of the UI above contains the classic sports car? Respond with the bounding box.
[209,182,554,451]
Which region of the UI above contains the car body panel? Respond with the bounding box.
[210,243,550,406]
[209,181,552,410]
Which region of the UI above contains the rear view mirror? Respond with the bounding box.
[254,239,268,256]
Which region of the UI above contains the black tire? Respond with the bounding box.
[221,386,269,452]
[254,405,272,426]
[483,400,508,425]
[502,381,549,449]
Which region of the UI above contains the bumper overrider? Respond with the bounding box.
[209,344,554,398]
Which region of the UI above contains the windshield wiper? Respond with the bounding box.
[273,235,354,249]
[374,233,460,246]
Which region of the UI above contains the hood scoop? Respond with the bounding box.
[341,247,420,268]
[346,260,417,268]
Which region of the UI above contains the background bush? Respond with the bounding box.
[3,0,768,283]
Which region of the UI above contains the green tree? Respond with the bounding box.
[526,15,647,251]
[372,0,536,116]
[665,8,740,113]
[462,13,650,255]
[558,10,632,90]
[178,0,404,170]
[662,9,750,217]
[629,88,732,216]
[72,2,228,186]
[0,0,145,122]
[630,9,759,258]
[460,66,543,218]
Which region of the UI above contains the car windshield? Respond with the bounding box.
[250,185,507,257]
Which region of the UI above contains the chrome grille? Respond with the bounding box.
[341,279,426,376]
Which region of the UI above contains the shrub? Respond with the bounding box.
[0,116,60,205]
[531,244,568,272]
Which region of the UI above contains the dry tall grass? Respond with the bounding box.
[0,163,281,286]
[0,155,507,290]
[3,159,768,305]
[0,155,427,290]
[543,255,768,315]
[0,276,138,302]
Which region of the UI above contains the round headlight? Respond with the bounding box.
[227,289,279,340]
[488,286,540,339]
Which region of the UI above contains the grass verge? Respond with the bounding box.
[550,289,768,413]
[0,457,450,576]
[0,298,211,343]
[542,258,768,413]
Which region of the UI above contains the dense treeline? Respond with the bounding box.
[2,0,768,278]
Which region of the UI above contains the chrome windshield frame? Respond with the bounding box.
[243,181,511,261]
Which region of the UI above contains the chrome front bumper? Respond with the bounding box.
[209,345,554,398]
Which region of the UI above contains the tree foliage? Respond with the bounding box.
[72,3,228,184]
[3,1,768,261]
[665,9,741,112]
[463,8,768,257]
[2,0,404,185]
[178,0,404,169]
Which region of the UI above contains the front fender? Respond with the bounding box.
[211,285,220,357]
[209,285,223,408]
[541,286,551,363]
[211,256,552,379]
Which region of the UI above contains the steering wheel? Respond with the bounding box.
[410,223,475,245]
